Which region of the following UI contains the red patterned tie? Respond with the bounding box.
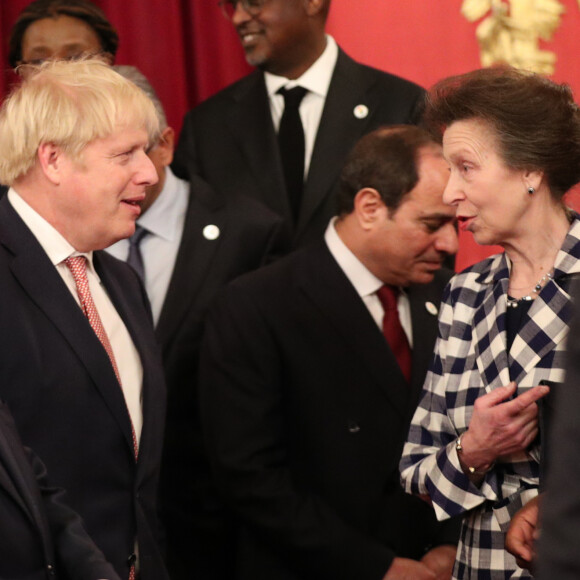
[64,256,138,580]
[376,285,412,383]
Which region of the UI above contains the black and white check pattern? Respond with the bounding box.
[400,218,580,579]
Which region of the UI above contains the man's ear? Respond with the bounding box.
[353,187,388,231]
[304,0,327,17]
[37,142,65,185]
[155,127,175,167]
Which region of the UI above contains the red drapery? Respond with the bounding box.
[2,0,580,270]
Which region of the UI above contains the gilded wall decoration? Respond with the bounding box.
[461,0,578,74]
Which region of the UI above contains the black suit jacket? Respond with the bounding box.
[536,281,580,579]
[0,401,120,580]
[0,197,168,580]
[199,241,458,580]
[173,49,425,248]
[156,175,288,578]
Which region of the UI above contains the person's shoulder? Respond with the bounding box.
[186,70,263,116]
[336,48,425,95]
[445,253,504,306]
[220,242,321,300]
[189,173,284,230]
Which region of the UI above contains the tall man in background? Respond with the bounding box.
[107,65,287,580]
[199,126,460,579]
[0,59,169,580]
[173,0,425,249]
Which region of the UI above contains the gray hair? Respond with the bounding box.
[113,65,168,132]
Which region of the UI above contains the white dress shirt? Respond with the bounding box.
[106,167,189,326]
[8,188,144,440]
[324,218,413,346]
[265,35,339,179]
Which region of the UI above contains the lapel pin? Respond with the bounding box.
[353,104,369,119]
[425,301,438,316]
[203,224,220,240]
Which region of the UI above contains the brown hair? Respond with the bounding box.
[9,0,119,67]
[424,66,580,200]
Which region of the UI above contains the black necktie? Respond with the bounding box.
[126,225,148,282]
[277,86,308,223]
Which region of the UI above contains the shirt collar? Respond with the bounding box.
[8,187,95,268]
[264,35,338,99]
[136,167,189,242]
[324,217,383,298]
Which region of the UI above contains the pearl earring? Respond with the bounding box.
[527,186,535,195]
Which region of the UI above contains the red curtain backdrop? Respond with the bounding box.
[2,0,580,270]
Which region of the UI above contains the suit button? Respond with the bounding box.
[347,419,360,433]
[47,564,56,576]
[127,553,137,565]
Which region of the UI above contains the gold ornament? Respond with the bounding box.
[461,0,575,74]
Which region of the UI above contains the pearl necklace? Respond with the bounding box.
[506,269,554,308]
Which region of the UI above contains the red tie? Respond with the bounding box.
[376,285,412,383]
[64,256,139,580]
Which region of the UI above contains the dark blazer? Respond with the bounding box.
[0,196,169,580]
[0,401,120,580]
[199,241,458,580]
[156,174,288,579]
[536,281,580,579]
[173,49,425,248]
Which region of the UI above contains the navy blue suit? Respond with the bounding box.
[0,196,168,580]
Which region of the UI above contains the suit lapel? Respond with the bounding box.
[226,73,291,221]
[472,272,512,392]
[298,52,381,237]
[155,177,226,350]
[0,200,136,453]
[94,253,163,460]
[299,243,408,418]
[509,221,580,382]
[407,283,446,408]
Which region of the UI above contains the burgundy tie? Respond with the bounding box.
[376,285,412,383]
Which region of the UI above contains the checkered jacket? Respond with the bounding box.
[400,218,580,579]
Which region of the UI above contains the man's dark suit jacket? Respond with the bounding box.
[536,281,580,579]
[0,401,120,580]
[0,196,169,580]
[199,241,458,580]
[173,49,425,248]
[156,174,287,579]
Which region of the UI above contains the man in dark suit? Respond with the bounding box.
[0,59,169,580]
[0,400,121,580]
[173,0,425,249]
[199,125,460,580]
[107,66,288,580]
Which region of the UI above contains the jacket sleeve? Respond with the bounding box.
[399,283,502,521]
[29,446,122,580]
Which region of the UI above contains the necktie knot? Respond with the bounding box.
[277,85,308,109]
[277,86,308,223]
[129,225,148,247]
[376,284,399,312]
[127,225,148,282]
[65,255,87,276]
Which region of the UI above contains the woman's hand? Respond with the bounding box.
[458,382,549,473]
